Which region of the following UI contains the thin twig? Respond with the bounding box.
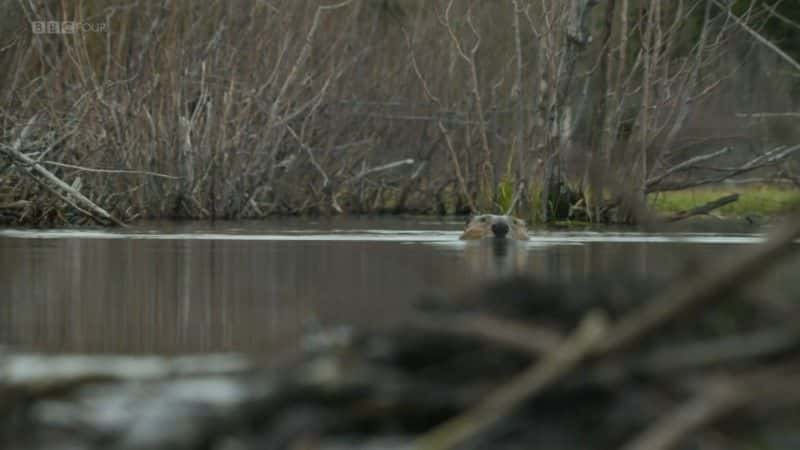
[735,112,800,119]
[713,0,800,72]
[649,144,800,193]
[439,121,477,213]
[647,147,732,190]
[40,161,181,179]
[348,159,415,184]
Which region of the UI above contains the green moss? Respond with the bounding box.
[649,185,800,218]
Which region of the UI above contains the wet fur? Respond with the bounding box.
[460,214,530,241]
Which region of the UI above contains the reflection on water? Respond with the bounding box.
[0,218,797,356]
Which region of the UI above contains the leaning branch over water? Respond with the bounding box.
[0,117,125,226]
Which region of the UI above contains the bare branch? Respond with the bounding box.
[39,161,180,179]
[647,147,733,190]
[620,380,747,450]
[713,0,800,73]
[1,116,125,226]
[414,311,609,450]
[736,112,800,119]
[348,158,415,184]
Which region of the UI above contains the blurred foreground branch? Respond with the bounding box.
[415,213,800,450]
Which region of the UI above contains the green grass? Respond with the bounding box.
[649,185,800,218]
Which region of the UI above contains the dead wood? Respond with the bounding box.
[0,200,29,210]
[648,144,800,194]
[413,311,609,450]
[408,313,564,356]
[646,147,733,191]
[622,364,800,450]
[665,193,740,222]
[620,379,748,450]
[1,117,126,226]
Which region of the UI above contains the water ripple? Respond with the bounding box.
[0,228,770,244]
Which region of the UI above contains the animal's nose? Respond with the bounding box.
[491,221,509,237]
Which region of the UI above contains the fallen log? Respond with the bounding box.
[665,193,740,222]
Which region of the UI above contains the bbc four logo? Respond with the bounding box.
[31,21,106,34]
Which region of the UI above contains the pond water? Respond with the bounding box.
[1,217,797,357]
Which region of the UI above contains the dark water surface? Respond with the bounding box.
[1,217,797,356]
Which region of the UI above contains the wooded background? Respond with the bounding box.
[1,0,798,225]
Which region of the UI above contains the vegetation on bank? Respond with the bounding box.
[649,184,800,219]
[0,0,799,226]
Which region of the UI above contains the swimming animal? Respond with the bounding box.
[459,214,530,241]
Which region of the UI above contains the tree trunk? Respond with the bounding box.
[541,0,598,222]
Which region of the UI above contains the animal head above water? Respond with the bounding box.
[460,214,530,241]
